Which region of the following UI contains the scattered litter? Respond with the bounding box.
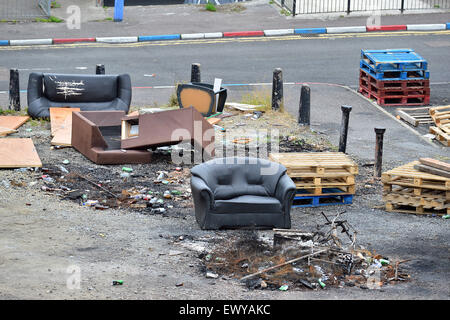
[278,284,289,291]
[112,280,123,286]
[62,160,70,165]
[206,272,219,279]
[122,167,133,173]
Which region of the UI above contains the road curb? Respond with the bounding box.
[3,22,450,46]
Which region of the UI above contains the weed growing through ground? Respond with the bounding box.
[205,2,217,12]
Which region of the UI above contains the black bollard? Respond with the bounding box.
[191,63,201,83]
[338,105,352,153]
[374,127,386,177]
[9,69,20,111]
[298,84,311,126]
[272,68,283,111]
[96,64,105,75]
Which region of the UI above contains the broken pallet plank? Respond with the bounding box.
[419,158,450,172]
[429,126,450,147]
[414,164,450,179]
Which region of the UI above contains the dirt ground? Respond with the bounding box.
[0,108,449,300]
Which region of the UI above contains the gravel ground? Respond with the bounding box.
[0,109,449,300]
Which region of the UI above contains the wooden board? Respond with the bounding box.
[429,126,450,147]
[419,158,450,172]
[429,105,450,126]
[207,117,221,126]
[413,164,450,179]
[269,152,358,177]
[50,107,80,146]
[0,115,29,136]
[0,138,42,168]
[382,161,450,191]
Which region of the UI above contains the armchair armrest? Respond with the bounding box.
[191,175,215,209]
[274,173,296,209]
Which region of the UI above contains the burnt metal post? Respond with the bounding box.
[338,105,352,153]
[96,64,105,75]
[298,84,310,126]
[374,127,386,177]
[191,63,201,83]
[272,68,283,111]
[9,69,20,111]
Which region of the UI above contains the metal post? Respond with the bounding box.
[96,64,105,75]
[293,0,296,17]
[374,128,386,177]
[9,69,20,111]
[191,63,201,83]
[400,0,405,13]
[298,84,310,126]
[338,105,352,153]
[114,0,124,22]
[347,0,351,14]
[272,68,283,111]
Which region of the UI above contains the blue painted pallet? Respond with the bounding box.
[292,188,353,208]
[361,49,428,72]
[360,62,429,81]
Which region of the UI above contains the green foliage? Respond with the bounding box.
[51,1,61,8]
[35,16,63,23]
[205,2,217,12]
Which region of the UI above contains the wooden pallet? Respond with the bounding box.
[383,185,449,200]
[294,183,355,195]
[382,161,450,191]
[395,107,433,127]
[429,126,450,147]
[268,152,358,177]
[429,105,450,126]
[385,202,449,216]
[383,192,449,210]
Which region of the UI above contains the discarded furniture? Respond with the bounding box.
[71,111,152,165]
[0,138,42,168]
[0,116,29,136]
[177,82,227,117]
[190,157,296,230]
[121,107,215,159]
[382,161,450,216]
[27,72,132,118]
[50,107,80,146]
[359,49,430,106]
[269,152,358,207]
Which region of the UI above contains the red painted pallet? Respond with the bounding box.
[359,69,430,90]
[359,86,430,106]
[359,80,430,97]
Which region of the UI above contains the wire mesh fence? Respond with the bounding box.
[275,0,450,16]
[0,0,51,21]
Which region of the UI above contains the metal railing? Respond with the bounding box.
[0,0,51,20]
[276,0,450,16]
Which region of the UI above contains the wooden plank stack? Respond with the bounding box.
[382,158,450,216]
[269,152,358,207]
[429,105,450,147]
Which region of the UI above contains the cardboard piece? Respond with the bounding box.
[120,107,215,159]
[0,138,42,168]
[50,107,80,146]
[71,111,152,165]
[0,116,30,136]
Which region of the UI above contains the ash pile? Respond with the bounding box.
[203,212,411,291]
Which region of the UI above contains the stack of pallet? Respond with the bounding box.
[359,49,430,107]
[382,158,450,216]
[429,105,450,147]
[268,152,358,208]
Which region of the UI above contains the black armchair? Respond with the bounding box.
[27,72,132,118]
[190,157,296,230]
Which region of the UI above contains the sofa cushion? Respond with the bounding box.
[214,195,282,214]
[214,185,269,200]
[43,74,118,103]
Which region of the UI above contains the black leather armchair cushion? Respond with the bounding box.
[27,72,132,118]
[190,157,296,230]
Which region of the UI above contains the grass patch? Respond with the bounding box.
[104,17,113,21]
[240,89,285,112]
[280,9,291,16]
[35,16,63,23]
[51,1,61,8]
[205,2,217,12]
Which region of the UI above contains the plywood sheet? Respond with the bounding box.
[0,116,30,136]
[0,138,42,168]
[50,107,80,146]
